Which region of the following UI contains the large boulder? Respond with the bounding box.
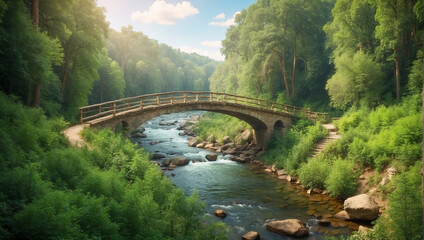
[162,157,190,167]
[266,219,309,238]
[205,154,218,161]
[344,194,379,220]
[242,231,260,240]
[170,157,190,166]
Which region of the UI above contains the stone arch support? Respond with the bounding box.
[88,102,293,147]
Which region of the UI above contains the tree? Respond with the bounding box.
[89,50,125,104]
[326,51,383,109]
[375,0,421,100]
[219,0,332,105]
[324,0,378,57]
[0,0,62,112]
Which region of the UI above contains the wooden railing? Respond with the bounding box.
[79,91,328,124]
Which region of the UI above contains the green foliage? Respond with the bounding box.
[325,159,357,198]
[216,0,332,105]
[260,131,299,167]
[259,121,327,172]
[366,163,422,240]
[194,112,251,143]
[0,93,227,239]
[107,27,217,98]
[285,123,328,173]
[298,156,331,189]
[0,0,62,113]
[326,51,384,109]
[89,50,125,104]
[332,96,422,170]
[407,50,424,95]
[324,0,378,57]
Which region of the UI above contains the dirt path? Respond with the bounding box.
[63,124,87,148]
[310,124,341,158]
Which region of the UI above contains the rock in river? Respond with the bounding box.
[152,153,165,159]
[266,219,309,238]
[344,194,379,221]
[242,231,260,240]
[205,154,218,161]
[161,157,190,167]
[214,209,227,218]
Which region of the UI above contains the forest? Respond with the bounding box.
[0,0,216,121]
[0,0,423,239]
[211,0,423,112]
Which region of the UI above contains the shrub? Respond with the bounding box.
[325,159,357,198]
[285,123,328,173]
[297,157,330,189]
[336,109,367,133]
[194,112,251,143]
[370,163,422,240]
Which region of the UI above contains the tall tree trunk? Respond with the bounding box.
[291,31,297,98]
[394,47,401,99]
[31,0,38,28]
[280,46,290,98]
[32,81,41,107]
[61,39,73,95]
[31,0,41,107]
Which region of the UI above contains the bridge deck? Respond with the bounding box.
[80,92,328,124]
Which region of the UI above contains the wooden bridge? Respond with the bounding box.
[79,92,328,147]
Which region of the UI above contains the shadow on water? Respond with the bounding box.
[132,111,357,239]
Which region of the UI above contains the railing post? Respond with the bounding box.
[80,109,83,124]
[113,102,116,116]
[99,105,102,114]
[196,93,199,102]
[210,92,213,102]
[139,97,143,110]
[126,100,130,108]
[157,95,160,105]
[184,92,187,103]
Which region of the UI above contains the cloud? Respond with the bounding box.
[131,0,199,25]
[179,46,224,61]
[201,40,222,48]
[209,11,240,27]
[214,13,226,19]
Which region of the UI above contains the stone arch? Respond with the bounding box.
[89,102,293,147]
[273,120,284,131]
[272,120,285,137]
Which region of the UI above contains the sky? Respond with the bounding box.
[96,0,256,61]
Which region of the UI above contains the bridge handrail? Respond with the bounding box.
[79,91,328,124]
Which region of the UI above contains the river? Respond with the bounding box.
[132,111,356,239]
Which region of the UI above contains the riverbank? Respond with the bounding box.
[175,114,369,238]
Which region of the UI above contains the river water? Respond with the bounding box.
[133,111,355,239]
